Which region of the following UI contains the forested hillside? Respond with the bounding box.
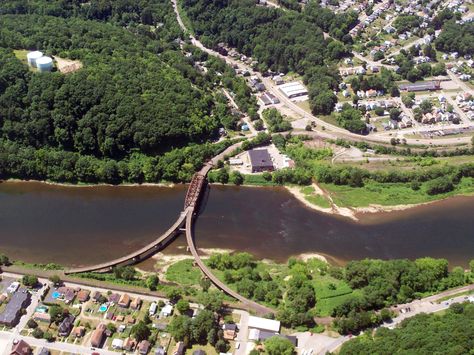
[182,0,356,115]
[0,0,236,184]
[339,302,474,354]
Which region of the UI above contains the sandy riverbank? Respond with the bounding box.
[286,184,454,221]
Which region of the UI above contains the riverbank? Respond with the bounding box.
[2,178,176,188]
[286,180,474,221]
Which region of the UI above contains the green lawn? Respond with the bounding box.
[299,186,332,208]
[186,344,218,355]
[315,290,362,317]
[165,259,202,286]
[322,177,474,208]
[243,174,276,186]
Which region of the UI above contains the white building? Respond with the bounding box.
[248,316,281,333]
[279,82,308,99]
[149,302,157,316]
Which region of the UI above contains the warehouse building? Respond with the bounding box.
[399,81,441,92]
[279,81,308,99]
[248,149,274,173]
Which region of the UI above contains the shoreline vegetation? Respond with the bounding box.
[4,250,473,336]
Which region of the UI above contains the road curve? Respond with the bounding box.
[65,211,188,274]
[184,207,274,315]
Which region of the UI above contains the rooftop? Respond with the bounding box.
[248,149,274,169]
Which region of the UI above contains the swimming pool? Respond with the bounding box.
[98,304,108,312]
[35,305,48,313]
[51,291,61,299]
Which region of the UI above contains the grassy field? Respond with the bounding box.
[243,174,276,186]
[322,177,474,208]
[13,49,28,62]
[165,259,202,286]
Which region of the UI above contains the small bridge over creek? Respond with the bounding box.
[66,158,273,315]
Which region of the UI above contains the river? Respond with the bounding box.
[0,181,473,268]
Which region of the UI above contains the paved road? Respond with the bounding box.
[318,283,474,354]
[0,331,116,355]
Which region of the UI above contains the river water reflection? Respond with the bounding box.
[0,182,473,267]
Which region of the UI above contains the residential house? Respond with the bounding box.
[131,298,142,310]
[58,314,75,337]
[173,342,185,355]
[223,323,237,340]
[91,323,106,348]
[77,290,90,303]
[72,326,85,338]
[160,304,174,318]
[92,291,102,303]
[33,312,51,323]
[108,293,120,304]
[139,340,152,354]
[56,287,77,304]
[112,338,124,350]
[118,294,131,308]
[0,291,31,327]
[155,347,166,355]
[123,337,137,351]
[37,348,50,355]
[125,315,136,324]
[10,340,32,355]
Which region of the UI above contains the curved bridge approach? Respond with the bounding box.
[66,148,273,314]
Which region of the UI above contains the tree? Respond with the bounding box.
[107,323,117,334]
[22,275,38,288]
[49,275,61,286]
[470,259,474,273]
[145,275,159,291]
[230,171,244,185]
[49,305,65,323]
[168,315,191,341]
[32,328,44,339]
[198,291,223,312]
[43,331,54,342]
[200,277,211,292]
[215,339,230,353]
[0,254,9,266]
[389,108,401,121]
[132,321,151,342]
[176,299,190,314]
[166,288,182,303]
[27,319,38,329]
[191,310,216,344]
[264,336,295,355]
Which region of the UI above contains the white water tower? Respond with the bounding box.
[36,56,54,72]
[26,51,43,67]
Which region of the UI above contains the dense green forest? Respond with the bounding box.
[0,0,250,184]
[435,20,474,55]
[339,302,474,354]
[181,0,356,115]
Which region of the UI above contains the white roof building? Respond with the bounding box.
[279,82,308,99]
[248,316,281,333]
[112,338,124,349]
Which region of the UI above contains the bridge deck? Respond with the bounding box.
[184,208,273,315]
[65,211,187,274]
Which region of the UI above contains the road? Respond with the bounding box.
[0,331,116,355]
[318,283,474,354]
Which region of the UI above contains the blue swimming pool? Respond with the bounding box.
[51,291,61,299]
[99,304,108,312]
